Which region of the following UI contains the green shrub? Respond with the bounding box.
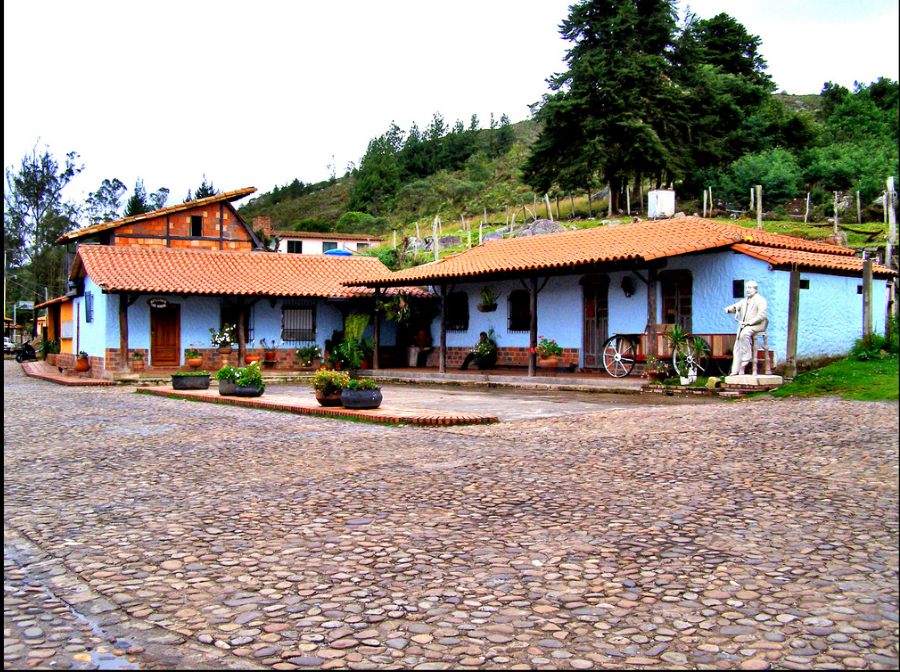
[173,370,210,377]
[344,377,380,391]
[214,366,238,382]
[235,362,264,390]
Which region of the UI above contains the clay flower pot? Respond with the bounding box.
[245,354,261,365]
[264,351,277,363]
[315,390,343,407]
[186,357,203,368]
[74,358,90,372]
[537,356,559,369]
[217,345,233,355]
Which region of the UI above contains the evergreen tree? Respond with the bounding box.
[84,178,126,225]
[194,175,218,199]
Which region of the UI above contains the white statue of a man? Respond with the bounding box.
[724,280,768,376]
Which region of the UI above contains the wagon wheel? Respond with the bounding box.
[671,337,710,378]
[602,335,637,378]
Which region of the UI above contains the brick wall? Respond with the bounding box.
[424,346,581,369]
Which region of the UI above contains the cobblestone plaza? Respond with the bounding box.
[4,362,898,670]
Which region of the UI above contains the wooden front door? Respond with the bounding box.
[150,304,180,367]
[581,275,609,369]
[660,270,692,332]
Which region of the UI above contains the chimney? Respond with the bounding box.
[253,216,272,235]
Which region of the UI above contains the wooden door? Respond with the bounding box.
[581,275,609,369]
[150,304,180,367]
[660,270,692,332]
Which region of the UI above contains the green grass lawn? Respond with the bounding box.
[767,356,899,401]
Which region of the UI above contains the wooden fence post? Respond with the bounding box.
[756,185,763,230]
[862,257,873,338]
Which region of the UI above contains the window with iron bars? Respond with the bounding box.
[282,302,317,343]
[507,289,530,332]
[446,292,469,332]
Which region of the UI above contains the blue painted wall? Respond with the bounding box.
[426,249,888,365]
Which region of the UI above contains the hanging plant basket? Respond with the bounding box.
[476,303,498,313]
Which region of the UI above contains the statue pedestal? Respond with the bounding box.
[725,374,783,387]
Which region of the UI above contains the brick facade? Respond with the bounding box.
[113,204,254,251]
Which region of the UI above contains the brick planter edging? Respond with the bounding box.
[642,383,781,397]
[136,388,498,427]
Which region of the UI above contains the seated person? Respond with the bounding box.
[412,329,434,367]
[460,331,497,370]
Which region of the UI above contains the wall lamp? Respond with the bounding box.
[621,275,635,298]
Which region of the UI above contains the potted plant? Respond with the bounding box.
[341,377,382,409]
[244,339,261,364]
[477,286,500,312]
[260,338,281,363]
[641,355,668,384]
[333,338,364,371]
[234,361,264,396]
[312,368,350,406]
[296,344,322,369]
[132,350,145,372]
[675,358,696,386]
[185,347,203,369]
[74,351,90,372]
[532,335,563,368]
[210,324,236,354]
[214,365,239,396]
[172,370,211,390]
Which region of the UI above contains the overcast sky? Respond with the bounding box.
[4,0,898,214]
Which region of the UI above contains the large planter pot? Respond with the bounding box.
[264,351,277,363]
[315,390,343,407]
[341,388,383,410]
[132,360,145,372]
[217,345,233,355]
[477,303,498,313]
[74,358,90,372]
[186,357,203,368]
[537,356,559,369]
[234,385,264,397]
[172,374,210,390]
[218,380,238,395]
[245,354,261,365]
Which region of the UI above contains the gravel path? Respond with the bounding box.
[4,361,897,670]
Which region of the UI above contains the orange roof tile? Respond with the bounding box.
[70,245,426,298]
[276,230,384,242]
[733,244,898,278]
[345,216,854,286]
[34,295,72,310]
[56,187,258,244]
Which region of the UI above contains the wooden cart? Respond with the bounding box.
[601,325,742,378]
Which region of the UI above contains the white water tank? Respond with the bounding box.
[648,190,675,218]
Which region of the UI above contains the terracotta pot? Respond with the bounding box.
[315,390,343,407]
[217,345,233,355]
[132,360,145,372]
[245,354,261,364]
[537,356,559,369]
[264,351,277,362]
[74,358,90,372]
[186,357,203,368]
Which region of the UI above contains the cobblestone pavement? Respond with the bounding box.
[4,361,898,670]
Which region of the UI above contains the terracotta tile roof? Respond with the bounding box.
[276,230,384,242]
[733,244,898,278]
[56,187,258,244]
[69,245,426,298]
[345,216,855,286]
[34,295,72,310]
